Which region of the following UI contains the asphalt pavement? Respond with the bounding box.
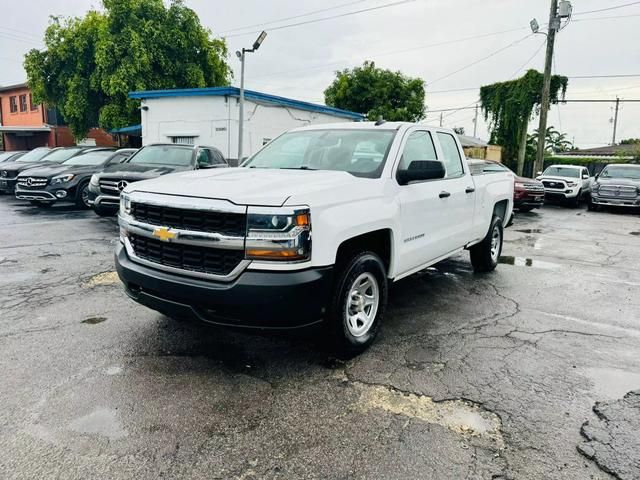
[1,196,639,479]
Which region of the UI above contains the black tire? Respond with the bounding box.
[571,190,582,208]
[29,200,53,208]
[518,206,533,213]
[326,251,388,357]
[470,215,503,273]
[93,205,117,217]
[587,201,598,212]
[75,180,91,209]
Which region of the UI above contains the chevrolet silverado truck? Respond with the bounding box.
[88,143,228,216]
[15,148,134,208]
[116,122,514,354]
[537,164,591,207]
[589,164,640,212]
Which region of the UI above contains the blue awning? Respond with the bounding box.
[110,124,142,135]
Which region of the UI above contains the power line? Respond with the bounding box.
[223,0,417,38]
[570,74,640,79]
[0,26,42,40]
[509,37,547,79]
[427,33,533,86]
[219,0,369,34]
[573,1,640,15]
[572,13,640,22]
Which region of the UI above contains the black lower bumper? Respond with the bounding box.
[115,243,334,329]
[515,198,544,209]
[0,178,17,193]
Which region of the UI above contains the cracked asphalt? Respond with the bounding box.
[1,196,639,479]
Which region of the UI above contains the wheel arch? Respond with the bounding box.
[334,229,393,277]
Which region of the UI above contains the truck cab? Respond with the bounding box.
[115,122,514,354]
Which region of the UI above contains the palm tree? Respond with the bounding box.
[528,127,573,154]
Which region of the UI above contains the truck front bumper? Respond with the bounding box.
[591,195,640,207]
[115,243,334,329]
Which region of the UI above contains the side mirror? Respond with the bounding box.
[397,160,446,185]
[198,162,213,169]
[536,171,543,176]
[582,174,590,179]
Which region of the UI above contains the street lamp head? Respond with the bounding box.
[235,50,242,59]
[530,18,539,34]
[252,31,267,51]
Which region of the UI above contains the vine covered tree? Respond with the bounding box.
[324,61,426,122]
[480,69,568,176]
[25,0,231,140]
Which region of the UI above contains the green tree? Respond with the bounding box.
[25,0,231,140]
[619,138,640,145]
[480,69,568,176]
[527,126,573,154]
[324,61,425,122]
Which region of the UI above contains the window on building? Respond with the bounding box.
[29,94,38,111]
[171,136,196,145]
[19,94,28,112]
[9,96,18,113]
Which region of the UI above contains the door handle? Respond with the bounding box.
[439,191,451,199]
[465,187,475,194]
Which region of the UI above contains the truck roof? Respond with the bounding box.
[291,121,448,132]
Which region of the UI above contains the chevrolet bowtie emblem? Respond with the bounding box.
[152,227,178,242]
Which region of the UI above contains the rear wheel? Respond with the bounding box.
[327,252,388,357]
[470,215,503,273]
[75,181,91,209]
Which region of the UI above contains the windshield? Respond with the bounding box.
[128,145,193,166]
[0,152,18,162]
[41,148,85,163]
[63,151,113,166]
[543,166,580,178]
[600,165,640,180]
[243,129,396,178]
[16,148,52,163]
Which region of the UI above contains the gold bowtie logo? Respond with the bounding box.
[152,227,177,242]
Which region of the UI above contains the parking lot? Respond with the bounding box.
[1,197,639,479]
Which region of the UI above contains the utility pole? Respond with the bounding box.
[611,96,620,145]
[534,0,559,175]
[473,104,478,138]
[439,112,443,127]
[236,31,267,165]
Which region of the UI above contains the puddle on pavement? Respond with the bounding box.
[630,232,640,236]
[498,256,560,270]
[357,384,503,445]
[68,408,128,440]
[84,271,119,287]
[583,367,640,401]
[515,229,544,234]
[82,316,107,325]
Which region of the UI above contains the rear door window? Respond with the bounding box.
[436,132,464,178]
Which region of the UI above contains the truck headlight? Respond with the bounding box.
[90,174,99,187]
[51,174,75,185]
[566,181,577,187]
[120,193,131,216]
[592,182,600,193]
[245,207,311,261]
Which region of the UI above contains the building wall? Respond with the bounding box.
[0,86,44,127]
[140,96,357,164]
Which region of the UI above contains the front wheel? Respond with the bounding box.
[518,206,533,213]
[327,252,388,357]
[470,215,503,273]
[75,181,91,209]
[587,201,599,212]
[571,190,582,208]
[93,205,117,217]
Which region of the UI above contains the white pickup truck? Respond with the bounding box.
[116,122,514,354]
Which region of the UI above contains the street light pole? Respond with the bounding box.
[534,0,559,176]
[611,96,620,145]
[236,31,267,166]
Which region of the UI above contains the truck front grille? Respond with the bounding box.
[17,177,49,188]
[131,203,247,237]
[598,185,637,199]
[524,183,544,192]
[129,233,245,276]
[542,180,566,189]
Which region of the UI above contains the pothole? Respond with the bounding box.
[84,271,119,287]
[356,384,503,445]
[82,316,107,325]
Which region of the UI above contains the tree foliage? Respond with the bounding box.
[527,126,573,155]
[479,70,568,167]
[25,0,231,139]
[324,61,425,122]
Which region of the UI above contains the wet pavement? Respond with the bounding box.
[1,196,639,479]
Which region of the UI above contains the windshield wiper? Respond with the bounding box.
[280,166,316,170]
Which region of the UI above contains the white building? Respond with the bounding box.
[128,87,365,165]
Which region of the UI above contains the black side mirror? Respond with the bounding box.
[397,160,446,185]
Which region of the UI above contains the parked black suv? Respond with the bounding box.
[15,148,135,208]
[0,147,107,194]
[0,147,54,193]
[88,143,227,216]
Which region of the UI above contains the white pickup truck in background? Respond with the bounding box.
[116,122,514,354]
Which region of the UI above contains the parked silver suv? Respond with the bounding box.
[589,164,640,212]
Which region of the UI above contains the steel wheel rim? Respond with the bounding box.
[490,225,501,262]
[345,272,379,337]
[81,185,90,207]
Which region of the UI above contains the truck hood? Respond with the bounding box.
[127,167,367,207]
[538,175,580,183]
[595,177,640,187]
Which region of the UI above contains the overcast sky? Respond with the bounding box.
[1,0,639,147]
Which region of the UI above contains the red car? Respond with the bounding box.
[468,159,544,212]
